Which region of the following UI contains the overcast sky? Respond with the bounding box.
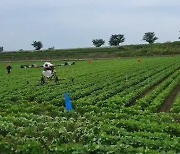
[1,0,180,51]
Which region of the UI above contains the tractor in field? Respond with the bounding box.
[20,61,75,84]
[41,62,59,84]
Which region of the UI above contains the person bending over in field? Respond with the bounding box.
[6,64,12,74]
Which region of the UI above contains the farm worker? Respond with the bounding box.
[6,64,12,74]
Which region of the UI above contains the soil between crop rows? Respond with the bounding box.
[158,84,180,113]
[127,67,180,107]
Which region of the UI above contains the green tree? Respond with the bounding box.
[143,32,158,44]
[31,41,43,50]
[48,47,55,50]
[92,39,105,47]
[109,34,125,46]
[0,46,3,52]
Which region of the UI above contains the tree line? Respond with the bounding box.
[92,32,158,47]
[0,31,179,51]
[31,32,159,50]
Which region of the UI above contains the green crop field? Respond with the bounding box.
[0,56,180,153]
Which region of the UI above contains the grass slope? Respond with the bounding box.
[0,41,180,61]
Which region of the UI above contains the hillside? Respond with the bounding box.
[0,41,180,61]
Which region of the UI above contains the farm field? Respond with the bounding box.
[0,56,180,153]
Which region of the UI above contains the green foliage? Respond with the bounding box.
[0,46,3,52]
[0,41,180,61]
[143,32,158,44]
[0,57,180,153]
[92,39,105,47]
[31,41,43,50]
[109,34,125,46]
[170,93,180,113]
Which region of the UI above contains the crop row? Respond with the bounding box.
[134,69,179,111]
[0,57,180,153]
[170,92,180,113]
[74,61,180,111]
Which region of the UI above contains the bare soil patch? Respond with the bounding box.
[158,84,180,113]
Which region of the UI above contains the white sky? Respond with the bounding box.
[0,0,180,51]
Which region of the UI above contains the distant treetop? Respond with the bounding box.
[92,39,105,47]
[31,41,43,50]
[109,34,125,46]
[143,32,158,44]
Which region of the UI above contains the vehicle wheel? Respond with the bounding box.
[55,76,59,84]
[41,76,45,85]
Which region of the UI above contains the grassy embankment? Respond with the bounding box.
[0,41,180,61]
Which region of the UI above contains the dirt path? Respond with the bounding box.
[158,84,180,113]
